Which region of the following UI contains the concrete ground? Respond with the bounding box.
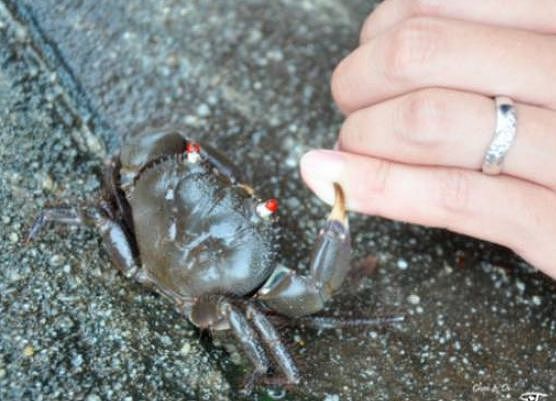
[0,1,554,400]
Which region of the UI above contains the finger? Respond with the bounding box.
[360,0,556,43]
[332,17,556,114]
[300,150,556,278]
[338,88,556,190]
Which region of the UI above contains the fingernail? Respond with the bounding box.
[301,149,345,181]
[300,150,346,204]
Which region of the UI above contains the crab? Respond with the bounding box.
[28,129,402,393]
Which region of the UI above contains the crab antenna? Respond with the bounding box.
[295,315,405,329]
[328,182,347,225]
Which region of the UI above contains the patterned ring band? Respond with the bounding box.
[482,96,518,176]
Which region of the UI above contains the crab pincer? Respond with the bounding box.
[256,183,352,317]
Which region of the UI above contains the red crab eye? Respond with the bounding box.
[256,198,279,219]
[186,142,201,153]
[265,198,279,213]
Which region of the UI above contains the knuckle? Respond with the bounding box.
[367,158,392,195]
[359,11,375,43]
[331,59,351,113]
[383,17,442,83]
[396,89,444,146]
[359,0,391,43]
[339,110,366,149]
[438,169,471,216]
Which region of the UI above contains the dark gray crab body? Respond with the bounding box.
[127,152,277,299]
[28,129,402,393]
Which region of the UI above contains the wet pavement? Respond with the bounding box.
[0,1,554,400]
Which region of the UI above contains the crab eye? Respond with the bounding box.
[185,142,201,163]
[265,198,279,213]
[256,198,279,219]
[186,142,201,153]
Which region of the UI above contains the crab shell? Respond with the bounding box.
[124,148,280,300]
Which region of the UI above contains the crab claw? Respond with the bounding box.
[256,183,351,317]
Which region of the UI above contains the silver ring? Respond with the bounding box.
[482,96,518,175]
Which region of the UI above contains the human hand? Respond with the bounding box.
[300,0,556,278]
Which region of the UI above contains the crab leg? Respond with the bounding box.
[246,304,300,385]
[27,207,83,240]
[27,207,145,282]
[256,183,351,318]
[220,302,270,394]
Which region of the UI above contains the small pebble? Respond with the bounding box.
[324,394,340,401]
[293,334,305,346]
[49,254,65,267]
[184,115,197,125]
[42,174,55,191]
[397,258,408,270]
[72,354,84,367]
[531,295,542,306]
[196,103,210,117]
[180,343,191,355]
[267,388,286,399]
[229,350,242,365]
[85,133,106,157]
[86,395,101,401]
[9,232,19,243]
[159,335,172,346]
[23,345,34,357]
[407,294,420,305]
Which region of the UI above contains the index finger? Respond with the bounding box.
[361,0,556,43]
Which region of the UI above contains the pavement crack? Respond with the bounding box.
[0,0,107,158]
